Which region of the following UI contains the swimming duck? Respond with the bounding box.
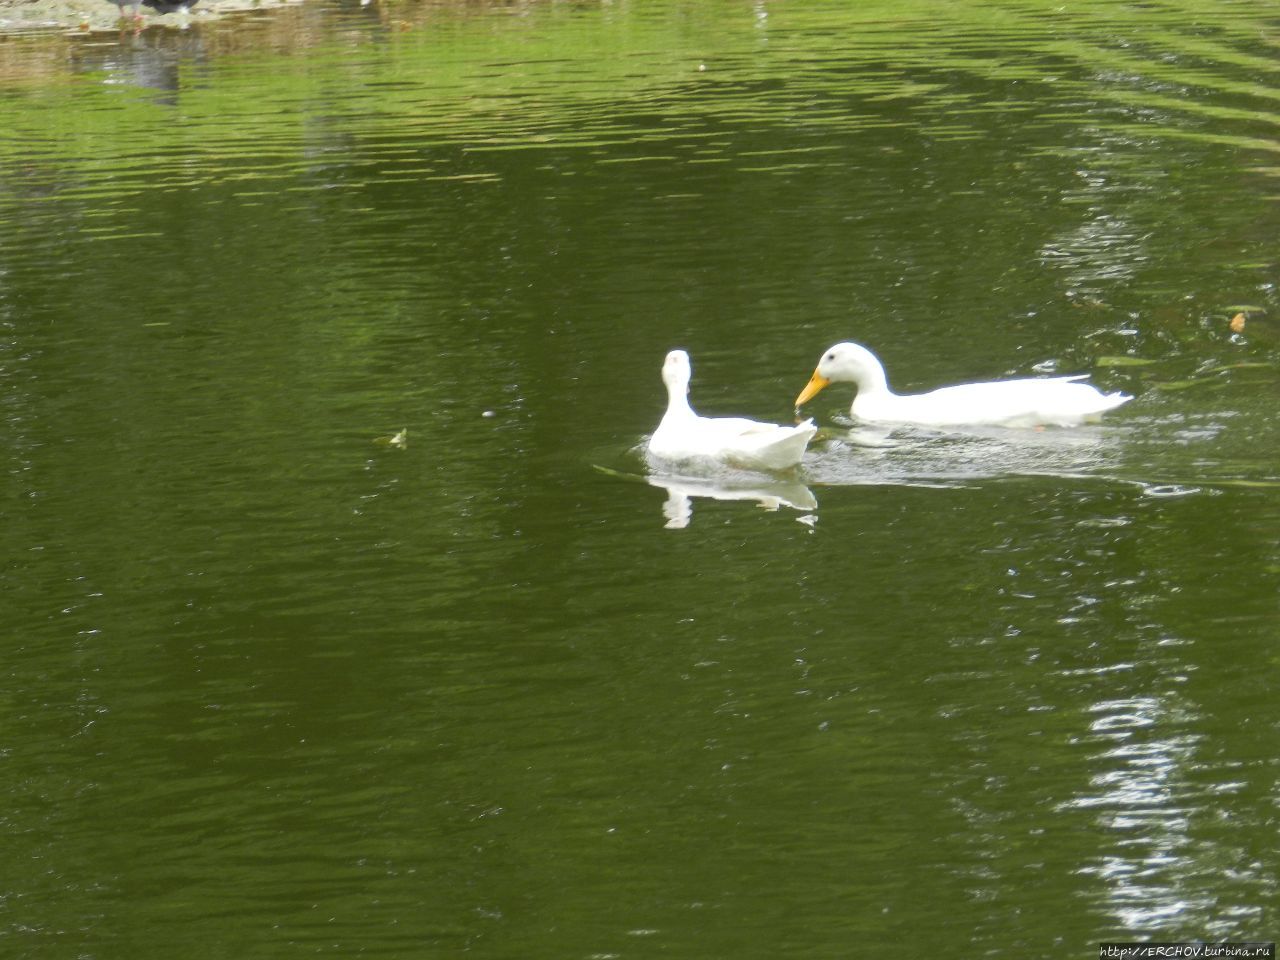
[795,341,1131,428]
[649,349,817,470]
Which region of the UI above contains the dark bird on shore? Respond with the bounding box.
[143,0,200,11]
[114,0,199,19]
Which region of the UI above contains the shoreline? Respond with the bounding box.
[0,0,307,36]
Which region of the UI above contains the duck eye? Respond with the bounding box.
[826,353,836,362]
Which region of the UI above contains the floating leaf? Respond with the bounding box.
[1096,355,1160,367]
[1149,378,1219,391]
[593,464,647,483]
[1230,312,1248,333]
[374,428,408,448]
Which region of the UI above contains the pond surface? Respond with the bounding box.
[1,1,1278,956]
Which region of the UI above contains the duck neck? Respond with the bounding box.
[665,385,696,421]
[854,363,891,397]
[660,364,697,419]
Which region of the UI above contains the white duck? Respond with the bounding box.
[795,341,1132,428]
[649,349,817,471]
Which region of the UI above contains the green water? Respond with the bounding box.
[1,1,1277,956]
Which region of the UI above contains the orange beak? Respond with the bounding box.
[795,371,830,408]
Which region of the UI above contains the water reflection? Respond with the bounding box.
[646,472,817,529]
[1064,694,1207,932]
[71,27,209,103]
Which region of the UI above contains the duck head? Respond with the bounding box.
[662,349,692,396]
[795,342,889,408]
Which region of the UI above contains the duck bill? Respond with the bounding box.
[794,372,830,408]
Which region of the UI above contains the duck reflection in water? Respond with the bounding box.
[646,473,817,530]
